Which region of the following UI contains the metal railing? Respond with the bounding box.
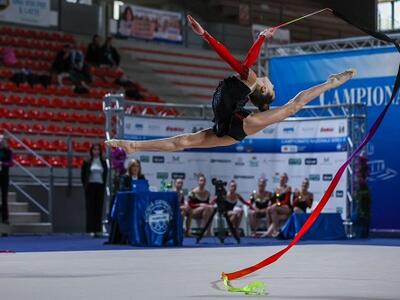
[3,129,54,223]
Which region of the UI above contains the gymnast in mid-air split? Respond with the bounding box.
[105,15,356,153]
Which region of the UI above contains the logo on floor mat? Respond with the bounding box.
[145,200,173,235]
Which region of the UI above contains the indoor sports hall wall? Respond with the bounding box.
[124,115,348,217]
[269,46,400,230]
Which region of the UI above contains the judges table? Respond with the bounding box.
[279,213,346,240]
[111,191,183,246]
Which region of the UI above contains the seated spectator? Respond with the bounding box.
[262,173,292,238]
[119,159,145,191]
[101,37,120,67]
[51,44,72,83]
[224,180,249,236]
[174,178,192,237]
[86,34,103,66]
[293,178,314,213]
[188,174,214,236]
[248,177,273,237]
[69,46,92,93]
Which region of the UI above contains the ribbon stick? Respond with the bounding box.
[273,8,332,30]
[222,8,400,292]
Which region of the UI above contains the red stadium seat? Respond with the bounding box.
[0,122,13,132]
[65,99,78,109]
[4,82,18,92]
[32,84,46,95]
[40,111,54,121]
[31,124,45,134]
[45,85,58,96]
[47,124,62,134]
[32,156,46,167]
[37,97,50,108]
[0,68,13,79]
[50,97,65,109]
[7,139,20,149]
[62,125,74,134]
[0,107,9,118]
[72,157,84,168]
[78,100,91,110]
[53,139,68,152]
[19,96,34,106]
[21,138,33,149]
[15,123,29,133]
[15,155,32,167]
[46,156,63,167]
[37,139,50,151]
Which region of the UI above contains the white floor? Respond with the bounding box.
[0,245,399,300]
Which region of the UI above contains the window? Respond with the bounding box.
[113,1,124,20]
[378,0,400,31]
[395,1,400,29]
[65,0,93,5]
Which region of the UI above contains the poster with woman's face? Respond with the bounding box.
[117,4,183,43]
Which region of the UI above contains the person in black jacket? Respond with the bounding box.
[0,135,12,224]
[101,37,120,67]
[119,159,145,191]
[81,144,108,236]
[86,35,103,66]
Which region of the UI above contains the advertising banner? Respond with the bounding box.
[124,115,348,216]
[269,46,400,229]
[0,0,51,27]
[117,4,182,43]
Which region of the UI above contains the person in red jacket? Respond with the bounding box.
[106,15,356,153]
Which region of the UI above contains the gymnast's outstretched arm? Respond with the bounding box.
[187,15,275,81]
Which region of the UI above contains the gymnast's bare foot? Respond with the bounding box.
[105,139,136,153]
[327,69,357,88]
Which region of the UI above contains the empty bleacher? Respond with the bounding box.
[118,39,241,103]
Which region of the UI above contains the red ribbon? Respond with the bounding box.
[223,11,400,281]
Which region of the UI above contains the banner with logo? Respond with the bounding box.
[0,0,51,27]
[269,46,400,230]
[117,4,182,43]
[124,115,348,217]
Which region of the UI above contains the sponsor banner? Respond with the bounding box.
[0,0,51,27]
[117,4,182,43]
[269,46,400,230]
[124,116,348,153]
[124,115,348,217]
[126,151,347,217]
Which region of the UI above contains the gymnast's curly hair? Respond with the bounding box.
[249,89,275,112]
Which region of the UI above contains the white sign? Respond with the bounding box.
[0,0,51,27]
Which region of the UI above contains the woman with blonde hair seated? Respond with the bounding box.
[119,158,146,191]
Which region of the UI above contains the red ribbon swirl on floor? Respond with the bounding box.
[223,10,400,281]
